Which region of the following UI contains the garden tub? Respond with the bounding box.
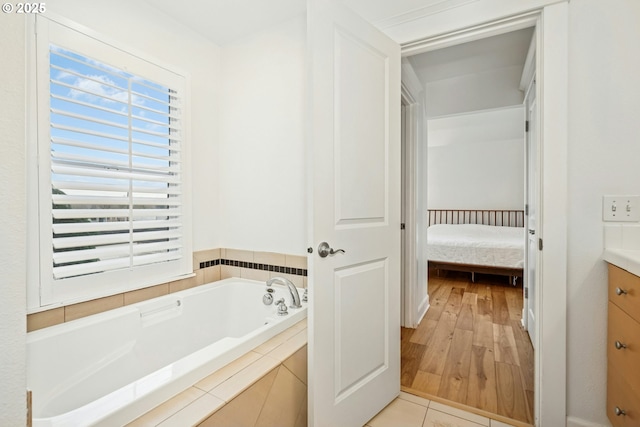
[27,277,307,426]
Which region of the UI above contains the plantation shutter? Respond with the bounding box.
[48,45,184,281]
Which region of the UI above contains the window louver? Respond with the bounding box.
[49,45,183,281]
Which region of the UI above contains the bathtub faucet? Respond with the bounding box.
[266,277,302,309]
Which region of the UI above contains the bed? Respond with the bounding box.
[427,209,525,284]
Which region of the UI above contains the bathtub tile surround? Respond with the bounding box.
[282,345,307,385]
[169,270,206,293]
[26,248,307,332]
[158,393,226,427]
[213,251,307,288]
[193,249,221,267]
[127,319,308,427]
[124,283,170,305]
[25,307,64,332]
[208,354,282,402]
[200,368,280,426]
[64,293,124,322]
[194,352,263,392]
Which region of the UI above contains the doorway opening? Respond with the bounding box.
[400,21,538,426]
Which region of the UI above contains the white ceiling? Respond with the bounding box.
[143,0,306,46]
[143,0,451,46]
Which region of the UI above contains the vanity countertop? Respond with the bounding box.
[603,247,640,277]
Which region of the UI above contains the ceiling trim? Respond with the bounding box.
[374,0,480,30]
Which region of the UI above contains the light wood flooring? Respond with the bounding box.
[401,270,534,425]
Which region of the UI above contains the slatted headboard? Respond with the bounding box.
[428,209,525,227]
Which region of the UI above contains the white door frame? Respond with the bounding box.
[399,5,568,426]
[523,74,537,337]
[400,84,429,328]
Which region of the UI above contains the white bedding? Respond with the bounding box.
[427,223,525,269]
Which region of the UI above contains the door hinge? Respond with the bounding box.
[524,287,529,299]
[525,120,530,132]
[525,204,529,216]
[538,238,543,251]
[400,223,405,230]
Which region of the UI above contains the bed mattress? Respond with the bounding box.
[427,223,525,269]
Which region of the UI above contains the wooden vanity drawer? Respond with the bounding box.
[609,264,640,323]
[607,363,640,427]
[608,301,640,397]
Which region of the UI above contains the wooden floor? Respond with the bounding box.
[401,270,534,424]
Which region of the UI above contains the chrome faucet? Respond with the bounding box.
[266,277,302,309]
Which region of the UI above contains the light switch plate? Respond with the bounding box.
[603,195,640,222]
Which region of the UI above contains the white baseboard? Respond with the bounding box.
[566,416,609,427]
[416,295,429,325]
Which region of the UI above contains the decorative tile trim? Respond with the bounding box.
[199,258,307,277]
[198,259,221,269]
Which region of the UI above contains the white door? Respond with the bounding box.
[524,78,537,347]
[307,0,401,426]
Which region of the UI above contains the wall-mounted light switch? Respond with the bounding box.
[603,195,640,222]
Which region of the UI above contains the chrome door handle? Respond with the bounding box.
[318,242,345,258]
[615,287,628,296]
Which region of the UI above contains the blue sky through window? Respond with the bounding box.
[49,45,177,204]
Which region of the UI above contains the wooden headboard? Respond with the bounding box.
[428,209,525,227]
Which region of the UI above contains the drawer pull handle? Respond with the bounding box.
[614,340,627,350]
[615,407,626,416]
[615,287,628,296]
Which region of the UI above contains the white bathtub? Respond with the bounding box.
[27,277,307,426]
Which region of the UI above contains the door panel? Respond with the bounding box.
[335,259,388,400]
[335,29,388,224]
[308,0,401,425]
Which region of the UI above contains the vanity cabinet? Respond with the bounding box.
[607,264,640,426]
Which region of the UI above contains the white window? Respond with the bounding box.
[32,17,192,308]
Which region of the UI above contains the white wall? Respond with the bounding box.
[427,107,524,210]
[395,0,639,424]
[566,1,640,425]
[0,13,27,426]
[43,0,223,252]
[218,16,307,255]
[1,2,221,421]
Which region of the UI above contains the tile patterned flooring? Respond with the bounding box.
[365,392,516,427]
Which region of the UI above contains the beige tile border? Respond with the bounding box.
[28,248,307,332]
[26,307,65,332]
[64,294,124,322]
[193,249,221,270]
[124,284,169,306]
[254,251,286,266]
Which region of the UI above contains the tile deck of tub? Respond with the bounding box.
[126,318,307,426]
